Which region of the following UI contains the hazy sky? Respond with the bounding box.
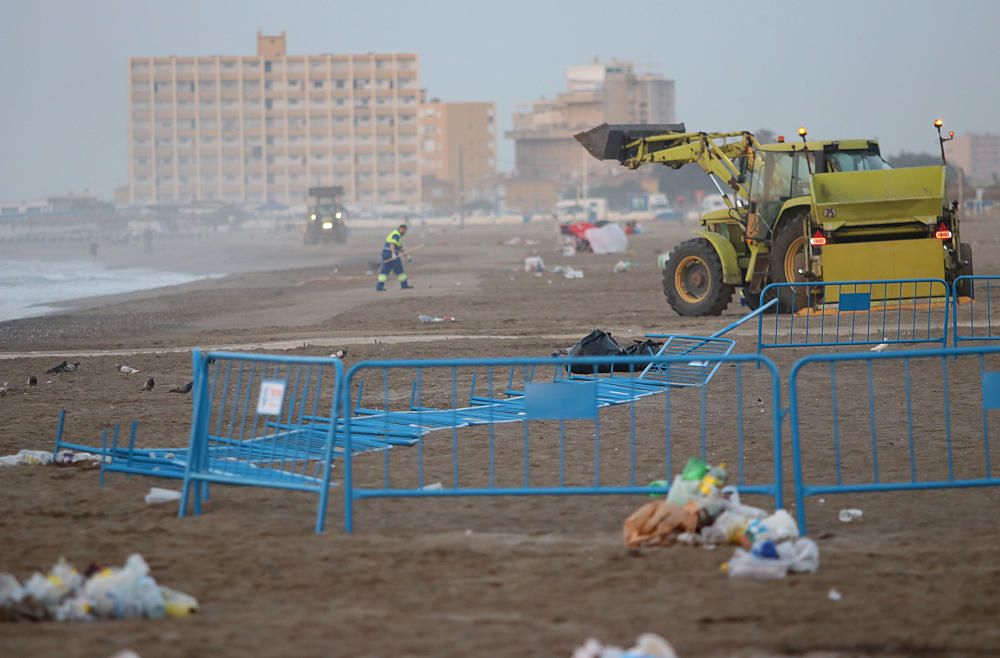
[1,0,997,200]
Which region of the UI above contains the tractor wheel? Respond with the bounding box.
[662,238,733,316]
[333,223,348,244]
[741,285,777,312]
[954,242,974,298]
[768,211,814,312]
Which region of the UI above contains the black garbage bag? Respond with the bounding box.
[566,329,623,374]
[620,339,663,373]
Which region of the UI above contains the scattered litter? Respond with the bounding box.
[612,260,633,273]
[571,633,678,658]
[624,456,820,580]
[524,256,545,272]
[109,651,142,658]
[420,482,443,491]
[828,588,842,601]
[562,244,576,257]
[117,364,141,375]
[0,554,197,622]
[0,382,7,397]
[418,314,457,324]
[838,508,863,523]
[501,236,538,246]
[144,487,182,505]
[584,223,629,254]
[551,265,584,279]
[0,449,105,467]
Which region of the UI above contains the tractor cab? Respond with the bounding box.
[746,140,890,237]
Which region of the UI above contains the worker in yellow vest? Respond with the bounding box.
[376,224,412,291]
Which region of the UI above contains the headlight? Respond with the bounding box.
[322,222,334,229]
[335,212,342,219]
[310,214,317,220]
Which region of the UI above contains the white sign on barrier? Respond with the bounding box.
[256,379,286,416]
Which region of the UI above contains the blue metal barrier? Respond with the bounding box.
[343,353,783,532]
[952,275,1000,347]
[788,345,1000,534]
[757,278,950,355]
[179,349,344,534]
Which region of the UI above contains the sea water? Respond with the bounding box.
[0,259,211,322]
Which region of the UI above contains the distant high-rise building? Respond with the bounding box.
[506,60,676,188]
[127,32,422,207]
[951,132,1000,186]
[420,100,497,209]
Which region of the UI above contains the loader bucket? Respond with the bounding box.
[810,165,945,230]
[575,122,686,163]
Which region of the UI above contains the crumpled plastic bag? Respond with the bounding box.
[572,632,678,658]
[745,509,799,543]
[584,223,628,254]
[85,554,165,619]
[726,537,820,579]
[624,500,701,548]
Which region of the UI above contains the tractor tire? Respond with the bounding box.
[768,210,813,312]
[741,285,777,312]
[954,242,974,298]
[333,223,348,244]
[662,238,733,316]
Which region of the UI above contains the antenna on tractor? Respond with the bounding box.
[934,118,954,165]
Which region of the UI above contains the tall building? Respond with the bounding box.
[951,133,1000,186]
[420,100,497,209]
[506,60,676,188]
[127,33,422,206]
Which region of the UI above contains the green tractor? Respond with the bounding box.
[304,186,348,245]
[576,121,971,315]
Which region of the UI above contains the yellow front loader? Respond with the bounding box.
[575,122,971,316]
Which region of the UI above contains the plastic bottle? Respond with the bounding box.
[160,585,199,617]
[727,549,788,580]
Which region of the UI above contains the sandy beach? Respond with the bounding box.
[2,217,1000,657]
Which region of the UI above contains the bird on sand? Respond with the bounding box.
[27,375,38,387]
[330,349,348,359]
[0,382,7,397]
[46,360,68,374]
[142,377,155,392]
[169,381,193,395]
[117,364,141,375]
